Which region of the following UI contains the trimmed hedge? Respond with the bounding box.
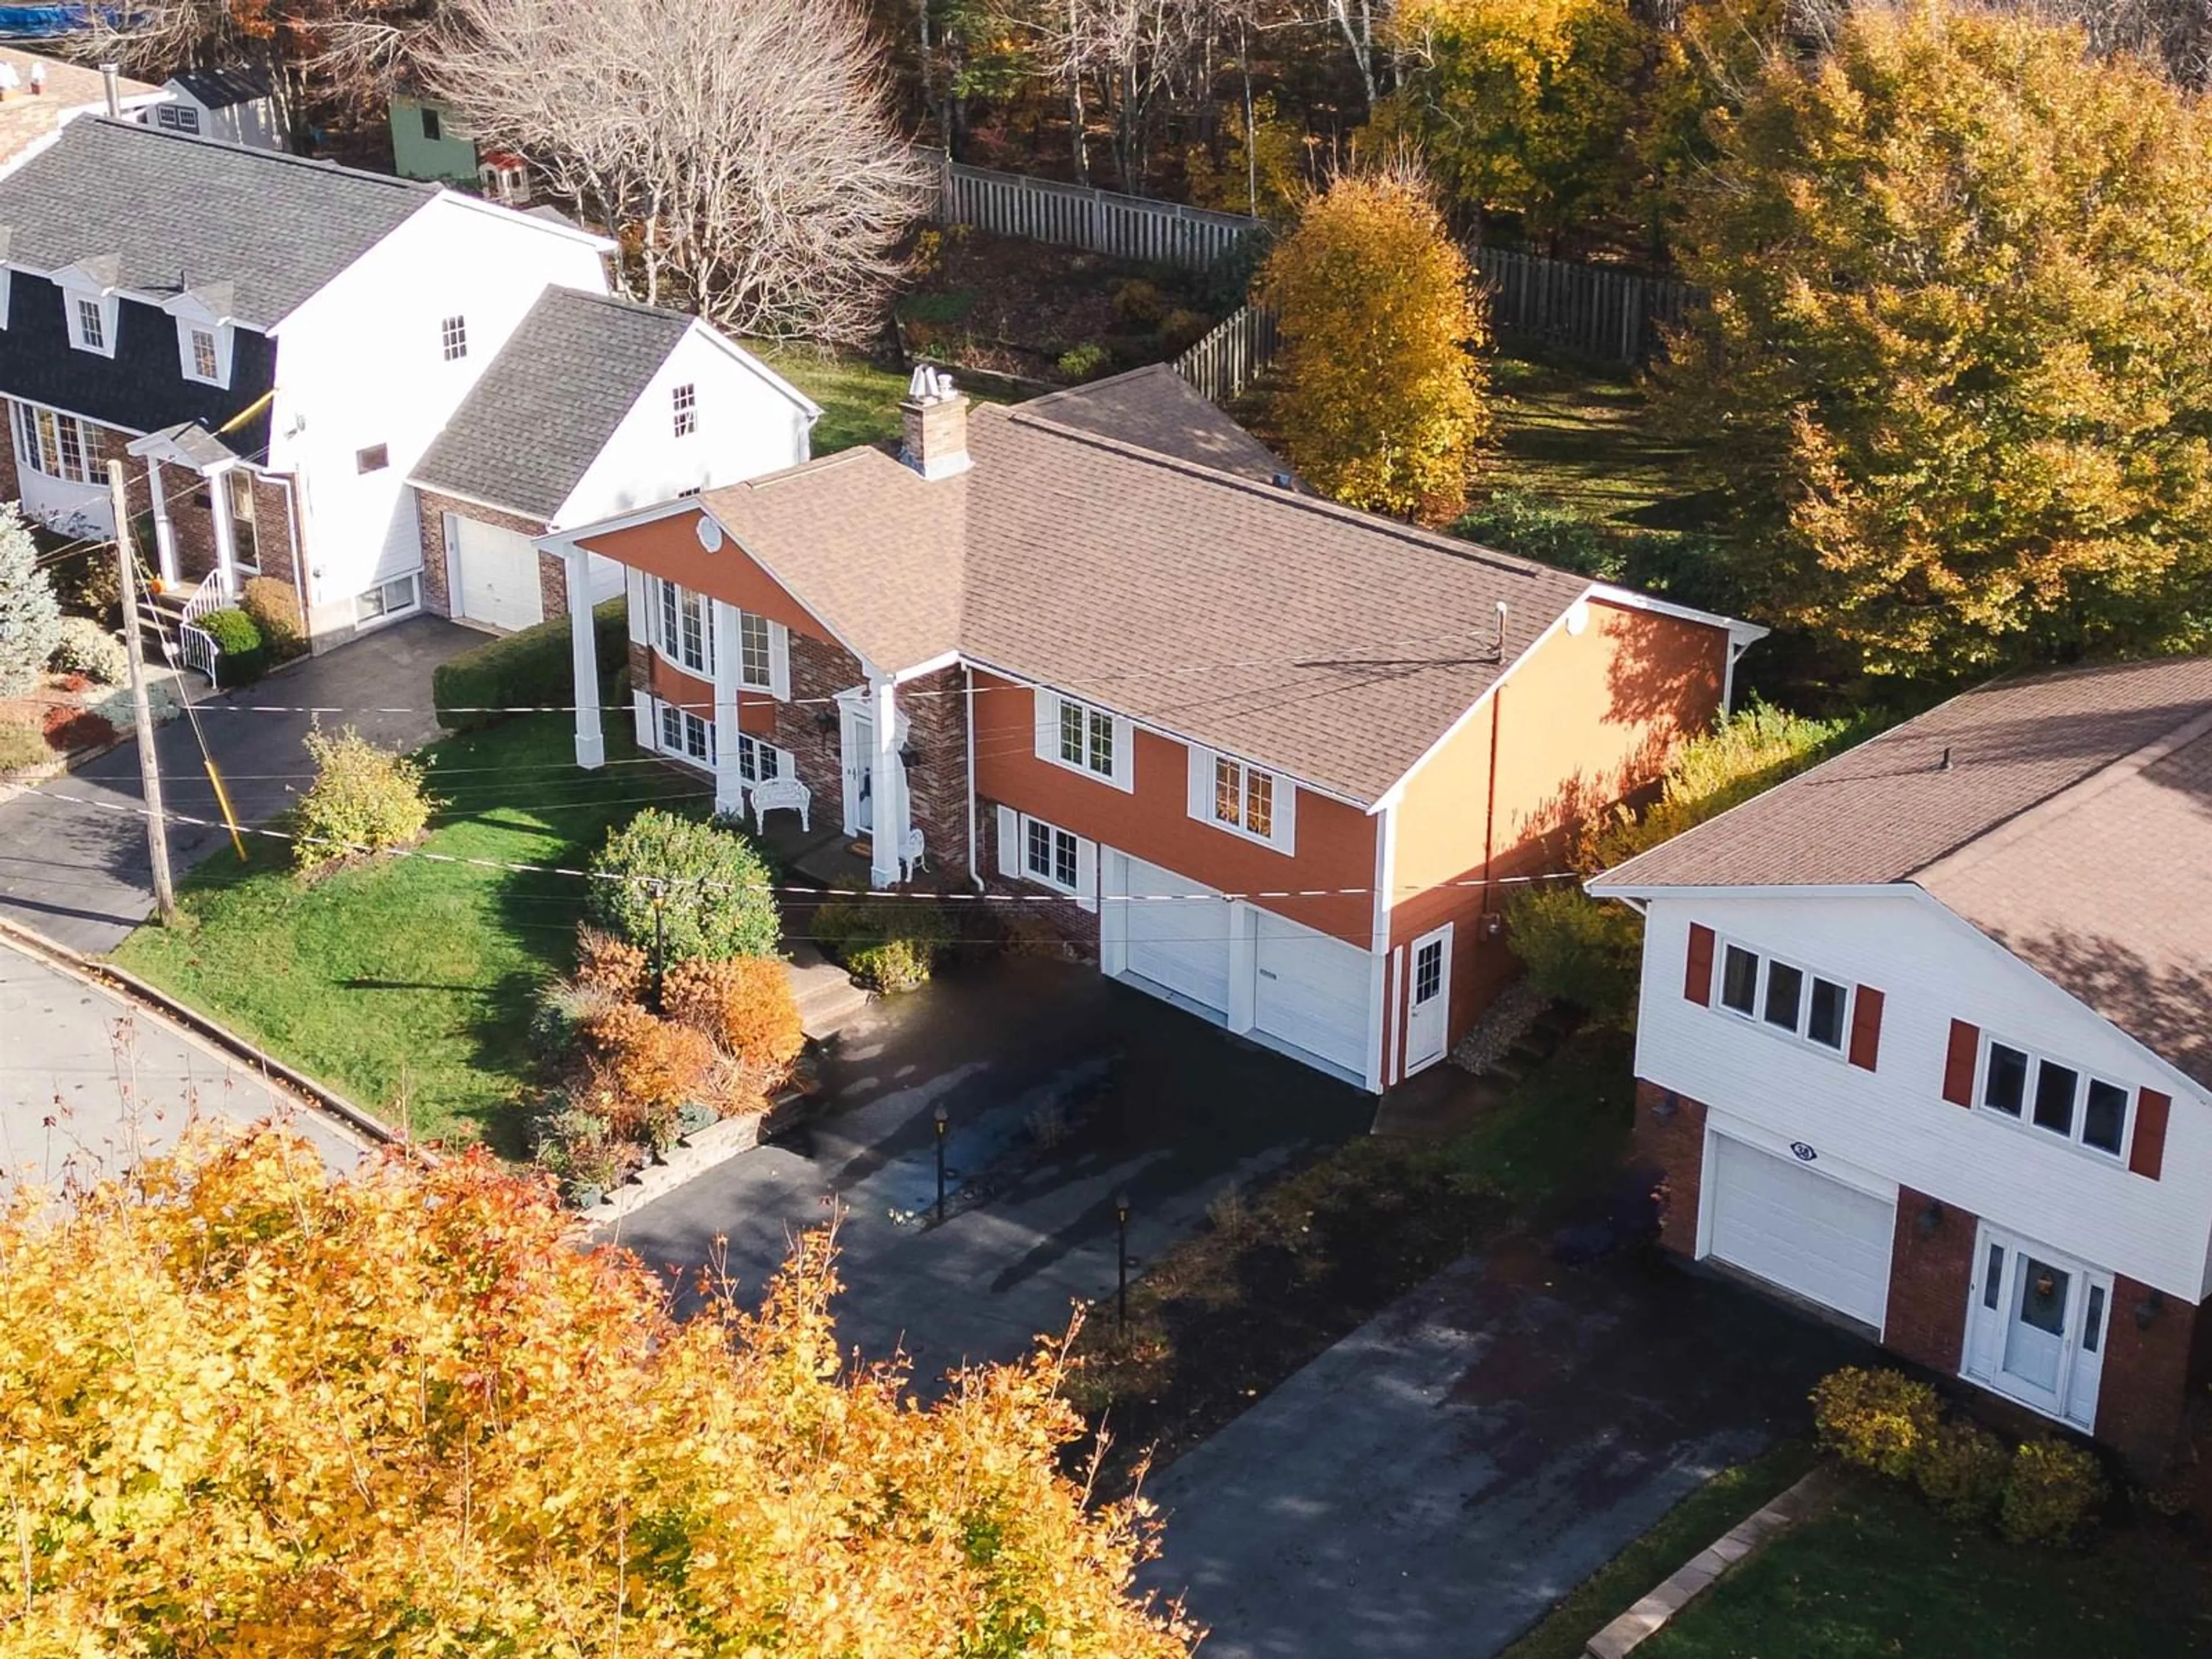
[200,607,267,688]
[434,597,629,732]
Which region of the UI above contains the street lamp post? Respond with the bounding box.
[1113,1190,1131,1337]
[933,1102,950,1222]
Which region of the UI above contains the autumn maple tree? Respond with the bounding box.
[1262,163,1493,524]
[1657,0,2212,680]
[0,1127,1196,1657]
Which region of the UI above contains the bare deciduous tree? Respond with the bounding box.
[427,0,932,343]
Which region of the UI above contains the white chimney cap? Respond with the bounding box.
[0,66,18,92]
[905,364,956,403]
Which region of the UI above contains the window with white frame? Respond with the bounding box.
[188,327,219,380]
[652,577,713,674]
[1715,940,1852,1054]
[736,732,785,783]
[1978,1037,2131,1158]
[658,701,712,764]
[356,572,420,625]
[11,402,96,485]
[69,294,113,355]
[1059,696,1115,778]
[1214,755,1276,839]
[1024,816,1082,893]
[156,104,200,134]
[672,382,698,438]
[441,315,468,361]
[737,610,772,690]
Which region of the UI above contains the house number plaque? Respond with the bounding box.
[1790,1142,1817,1162]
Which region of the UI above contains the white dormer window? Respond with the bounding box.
[190,328,218,380]
[176,321,234,387]
[672,382,697,437]
[441,315,468,361]
[1187,745,1297,854]
[70,294,115,356]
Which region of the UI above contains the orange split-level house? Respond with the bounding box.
[543,365,1764,1092]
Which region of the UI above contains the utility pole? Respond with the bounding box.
[111,460,175,926]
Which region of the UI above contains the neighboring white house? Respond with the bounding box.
[1590,656,2212,1474]
[154,68,284,150]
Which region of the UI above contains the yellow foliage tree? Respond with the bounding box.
[1262,165,1493,524]
[1378,0,1653,244]
[1657,1,2212,679]
[0,1128,1197,1657]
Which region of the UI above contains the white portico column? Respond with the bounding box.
[710,599,745,816]
[870,675,904,889]
[145,457,180,585]
[207,463,240,599]
[565,547,603,769]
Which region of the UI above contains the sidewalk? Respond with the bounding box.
[0,617,478,953]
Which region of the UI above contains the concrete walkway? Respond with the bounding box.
[0,618,479,953]
[0,937,369,1188]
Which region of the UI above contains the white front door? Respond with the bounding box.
[1964,1226,2109,1430]
[1402,924,1453,1075]
[840,701,874,835]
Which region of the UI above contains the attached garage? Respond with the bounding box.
[449,514,547,632]
[1705,1132,1896,1331]
[1251,907,1372,1077]
[1114,854,1233,1017]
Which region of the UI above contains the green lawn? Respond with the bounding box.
[111,715,707,1152]
[1640,1477,2211,1659]
[748,343,914,455]
[1484,354,1715,532]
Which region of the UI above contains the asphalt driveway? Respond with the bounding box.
[0,617,479,953]
[605,953,1374,1380]
[1141,1241,1862,1659]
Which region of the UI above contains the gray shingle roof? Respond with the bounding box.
[0,118,435,326]
[410,288,698,521]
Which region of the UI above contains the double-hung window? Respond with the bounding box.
[672,383,698,438]
[657,701,711,763]
[12,402,96,485]
[1026,818,1081,892]
[440,315,468,361]
[1979,1037,2130,1158]
[190,328,219,380]
[1036,691,1131,790]
[737,611,773,691]
[67,293,114,357]
[1213,755,1275,839]
[654,577,712,675]
[1716,940,1852,1054]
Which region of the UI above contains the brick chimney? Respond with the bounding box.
[900,365,971,481]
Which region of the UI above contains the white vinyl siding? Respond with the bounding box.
[1033,689,1133,791]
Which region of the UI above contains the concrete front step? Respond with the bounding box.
[787,947,870,1041]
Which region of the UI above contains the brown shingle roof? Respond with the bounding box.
[1596,656,2212,1086]
[1017,365,1290,484]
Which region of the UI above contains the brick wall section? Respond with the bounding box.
[1633,1078,1706,1256]
[626,641,652,702]
[246,475,304,597]
[980,798,1100,955]
[2096,1275,2203,1475]
[901,664,971,883]
[414,489,558,623]
[773,631,865,836]
[1883,1185,1976,1376]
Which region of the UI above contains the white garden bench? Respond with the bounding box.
[748,775,811,834]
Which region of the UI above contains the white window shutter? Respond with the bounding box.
[1075,837,1099,913]
[1111,717,1135,792]
[1187,744,1213,821]
[767,620,791,701]
[632,689,654,751]
[1272,779,1297,857]
[996,805,1022,880]
[625,566,649,648]
[1033,690,1058,764]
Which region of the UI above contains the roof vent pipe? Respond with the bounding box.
[1492,600,1509,661]
[1939,745,1954,772]
[100,64,120,118]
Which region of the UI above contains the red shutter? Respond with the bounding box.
[2131,1088,2172,1180]
[1941,1020,1979,1106]
[1684,923,1715,1006]
[1848,987,1884,1071]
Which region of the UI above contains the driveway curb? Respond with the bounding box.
[0,914,405,1155]
[1584,1465,1842,1658]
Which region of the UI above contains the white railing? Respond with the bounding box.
[166,569,226,681]
[1175,304,1279,403]
[933,154,1259,270]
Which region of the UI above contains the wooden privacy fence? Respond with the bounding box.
[1173,304,1279,403]
[933,155,1259,270]
[1471,247,1696,364]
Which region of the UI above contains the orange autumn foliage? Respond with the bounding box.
[0,1128,1197,1655]
[664,955,805,1091]
[582,1002,719,1112]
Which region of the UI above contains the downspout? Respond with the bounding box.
[1480,687,1501,926]
[964,664,983,891]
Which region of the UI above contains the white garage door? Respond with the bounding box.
[1707,1134,1895,1330]
[1252,908,1372,1077]
[1118,856,1232,1016]
[452,516,546,632]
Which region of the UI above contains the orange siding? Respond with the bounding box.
[646,656,715,715]
[972,670,1376,946]
[1387,600,1728,1069]
[581,509,830,646]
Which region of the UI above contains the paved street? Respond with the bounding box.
[607,953,1374,1380]
[1141,1241,1861,1659]
[0,617,479,953]
[0,938,370,1188]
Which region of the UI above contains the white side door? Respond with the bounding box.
[1402,923,1453,1074]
